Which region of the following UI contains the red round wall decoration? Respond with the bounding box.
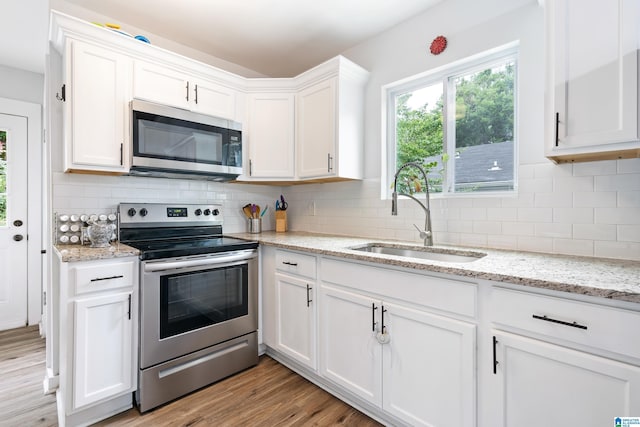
[430,35,447,55]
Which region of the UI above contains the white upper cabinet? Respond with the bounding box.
[245,92,296,179]
[65,39,131,173]
[242,56,369,183]
[545,0,640,162]
[133,60,237,121]
[296,78,337,179]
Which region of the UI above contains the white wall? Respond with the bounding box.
[284,1,640,261]
[0,65,44,104]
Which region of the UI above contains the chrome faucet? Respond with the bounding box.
[391,162,433,246]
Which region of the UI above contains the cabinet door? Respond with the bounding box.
[383,302,476,427]
[548,0,639,155]
[489,331,640,427]
[246,93,295,179]
[275,273,316,369]
[67,40,130,172]
[296,78,337,179]
[73,291,134,409]
[133,60,190,110]
[191,78,236,120]
[319,285,381,406]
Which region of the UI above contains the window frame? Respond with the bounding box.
[382,42,520,199]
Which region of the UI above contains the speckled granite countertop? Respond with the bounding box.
[54,243,139,262]
[229,231,640,304]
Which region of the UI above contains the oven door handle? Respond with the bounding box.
[144,250,257,272]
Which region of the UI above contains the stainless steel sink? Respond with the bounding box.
[350,243,486,263]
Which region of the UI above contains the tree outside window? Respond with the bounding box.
[392,52,517,196]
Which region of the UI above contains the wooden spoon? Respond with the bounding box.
[242,204,252,219]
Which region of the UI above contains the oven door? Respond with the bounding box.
[140,249,258,369]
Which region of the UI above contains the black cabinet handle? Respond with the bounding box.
[194,84,198,104]
[327,153,333,172]
[532,314,587,330]
[306,284,312,307]
[90,275,124,282]
[249,159,253,176]
[492,336,499,374]
[381,306,387,334]
[127,294,132,320]
[282,261,298,266]
[371,303,378,331]
[554,112,560,146]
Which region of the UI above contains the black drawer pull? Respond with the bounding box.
[532,314,587,330]
[282,261,298,266]
[90,275,124,282]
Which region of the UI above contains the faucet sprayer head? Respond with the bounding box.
[391,191,398,215]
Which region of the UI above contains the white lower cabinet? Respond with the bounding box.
[319,284,476,427]
[274,272,316,369]
[54,254,138,427]
[73,291,134,408]
[488,331,640,427]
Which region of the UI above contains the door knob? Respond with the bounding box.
[13,234,23,241]
[13,219,23,227]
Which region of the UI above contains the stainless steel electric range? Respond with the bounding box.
[118,203,259,412]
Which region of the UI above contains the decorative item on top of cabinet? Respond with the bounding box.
[545,0,640,163]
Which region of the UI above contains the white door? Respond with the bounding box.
[319,284,382,406]
[490,331,640,427]
[275,273,315,369]
[382,302,476,427]
[0,113,28,330]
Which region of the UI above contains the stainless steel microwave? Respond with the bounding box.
[130,99,242,181]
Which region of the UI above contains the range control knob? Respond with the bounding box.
[127,208,137,217]
[212,209,220,216]
[139,208,148,217]
[204,208,211,216]
[194,208,202,216]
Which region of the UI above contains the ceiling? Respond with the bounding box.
[2,0,444,77]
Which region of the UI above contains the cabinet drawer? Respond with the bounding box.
[275,250,316,279]
[73,259,136,295]
[321,258,477,318]
[490,287,640,360]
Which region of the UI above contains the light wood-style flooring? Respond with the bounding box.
[1,326,382,426]
[0,325,57,427]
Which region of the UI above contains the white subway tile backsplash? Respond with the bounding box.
[460,207,487,221]
[573,224,616,241]
[535,223,572,238]
[553,239,594,257]
[553,176,594,193]
[618,191,640,208]
[447,220,474,233]
[617,158,640,174]
[502,221,535,236]
[573,160,617,176]
[573,191,617,208]
[518,207,553,222]
[595,208,640,225]
[487,234,518,249]
[594,241,640,261]
[472,221,502,234]
[595,174,640,191]
[617,225,640,243]
[517,236,553,253]
[534,192,573,208]
[519,177,553,193]
[486,207,518,221]
[552,207,594,224]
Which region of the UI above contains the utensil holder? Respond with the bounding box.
[275,211,287,233]
[248,218,262,234]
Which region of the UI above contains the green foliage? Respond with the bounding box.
[454,63,515,147]
[395,61,514,194]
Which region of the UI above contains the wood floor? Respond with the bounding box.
[1,326,382,427]
[0,325,57,427]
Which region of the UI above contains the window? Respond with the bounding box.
[387,45,518,196]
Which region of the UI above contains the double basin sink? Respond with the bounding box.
[350,243,486,263]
